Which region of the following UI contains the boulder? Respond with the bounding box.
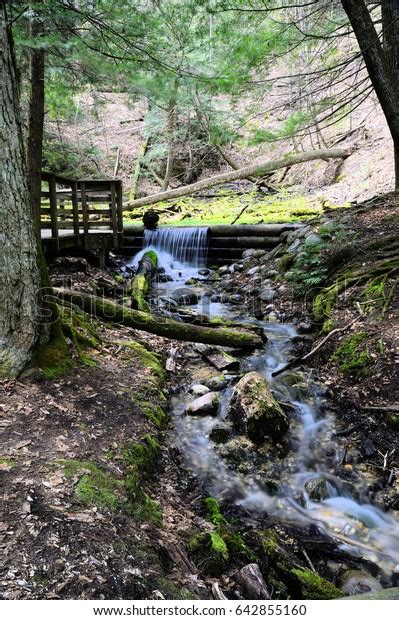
[186,392,220,416]
[189,384,211,396]
[304,233,323,247]
[204,375,228,391]
[243,249,256,259]
[171,288,199,305]
[247,266,260,276]
[198,268,211,276]
[305,477,329,502]
[260,288,276,302]
[228,371,289,442]
[219,265,230,276]
[339,570,382,596]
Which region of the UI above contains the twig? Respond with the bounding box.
[272,319,357,377]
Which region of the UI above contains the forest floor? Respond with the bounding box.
[1,195,398,600]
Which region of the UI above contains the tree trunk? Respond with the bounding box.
[161,81,178,192]
[27,1,45,224]
[341,0,399,191]
[0,10,48,376]
[53,289,263,349]
[125,147,352,209]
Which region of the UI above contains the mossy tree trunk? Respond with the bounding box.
[0,9,50,377]
[54,288,263,349]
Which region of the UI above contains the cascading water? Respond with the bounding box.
[128,231,399,579]
[143,226,209,268]
[128,227,209,287]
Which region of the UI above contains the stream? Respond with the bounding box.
[128,227,399,580]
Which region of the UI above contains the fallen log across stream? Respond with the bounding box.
[53,288,263,349]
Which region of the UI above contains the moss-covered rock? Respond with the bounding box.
[204,497,225,527]
[188,531,229,576]
[291,568,342,600]
[228,371,289,442]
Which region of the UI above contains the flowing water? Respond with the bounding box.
[130,228,399,578]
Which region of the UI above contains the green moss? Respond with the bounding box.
[60,459,121,510]
[0,457,15,467]
[332,332,372,377]
[388,415,399,431]
[279,253,295,272]
[155,578,196,600]
[259,529,279,560]
[143,404,168,428]
[221,530,256,562]
[121,341,165,382]
[123,435,162,526]
[144,250,158,268]
[321,319,336,333]
[188,531,229,576]
[291,568,342,600]
[35,322,72,380]
[204,497,225,527]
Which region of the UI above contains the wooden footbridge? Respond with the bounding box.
[40,171,298,265]
[40,171,123,262]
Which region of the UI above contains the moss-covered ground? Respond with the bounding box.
[124,190,349,227]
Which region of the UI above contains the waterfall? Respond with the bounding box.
[143,227,209,268]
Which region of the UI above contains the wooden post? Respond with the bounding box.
[80,181,89,250]
[71,181,80,237]
[48,174,59,250]
[110,181,118,249]
[116,180,123,248]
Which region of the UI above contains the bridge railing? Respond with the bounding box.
[40,171,123,251]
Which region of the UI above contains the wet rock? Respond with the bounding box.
[189,384,211,397]
[252,250,267,258]
[204,376,228,391]
[247,266,260,276]
[196,344,240,372]
[218,265,230,276]
[229,263,244,273]
[159,297,179,311]
[243,249,256,259]
[186,392,220,416]
[210,424,231,444]
[210,294,220,302]
[198,268,211,276]
[158,274,174,283]
[277,285,287,294]
[339,570,382,596]
[228,371,289,442]
[305,477,329,502]
[185,278,197,286]
[260,288,276,302]
[171,288,199,305]
[297,322,313,334]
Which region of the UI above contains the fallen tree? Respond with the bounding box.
[53,288,262,349]
[125,147,353,209]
